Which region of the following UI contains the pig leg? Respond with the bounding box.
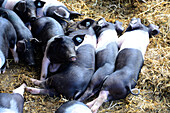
[30,78,44,86]
[10,45,19,63]
[40,55,50,80]
[13,83,26,97]
[86,90,109,113]
[25,87,49,95]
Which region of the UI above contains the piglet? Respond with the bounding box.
[31,17,78,80]
[1,0,37,23]
[56,100,92,113]
[25,18,96,100]
[0,83,26,113]
[87,18,160,113]
[35,0,83,29]
[0,17,19,73]
[0,7,37,66]
[78,18,124,102]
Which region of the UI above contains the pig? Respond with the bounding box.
[0,17,19,73]
[56,100,92,113]
[34,0,83,29]
[78,18,124,102]
[1,0,37,23]
[25,19,97,100]
[0,7,37,66]
[31,17,79,80]
[86,18,160,113]
[0,83,26,113]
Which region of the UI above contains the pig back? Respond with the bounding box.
[31,17,64,49]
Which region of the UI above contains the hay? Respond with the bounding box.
[0,0,169,112]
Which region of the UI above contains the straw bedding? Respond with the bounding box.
[0,0,169,112]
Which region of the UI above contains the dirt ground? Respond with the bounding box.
[0,0,169,113]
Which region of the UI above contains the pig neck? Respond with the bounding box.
[118,30,149,58]
[0,50,5,68]
[75,34,97,50]
[96,29,118,53]
[2,0,20,10]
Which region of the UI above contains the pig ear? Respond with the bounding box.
[97,18,108,27]
[148,24,160,37]
[54,7,70,19]
[34,1,46,8]
[72,35,85,46]
[30,38,40,43]
[16,1,26,12]
[17,40,26,52]
[114,21,124,35]
[69,10,84,19]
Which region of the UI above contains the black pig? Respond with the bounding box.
[0,17,18,73]
[56,100,92,113]
[31,17,79,80]
[0,7,37,66]
[25,19,97,99]
[78,18,124,102]
[1,0,37,23]
[0,83,26,113]
[35,0,83,29]
[87,18,160,113]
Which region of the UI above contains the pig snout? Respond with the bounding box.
[30,16,36,22]
[69,55,77,61]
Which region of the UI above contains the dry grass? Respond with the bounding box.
[0,0,169,112]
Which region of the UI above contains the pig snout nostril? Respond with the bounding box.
[30,17,36,22]
[69,56,77,62]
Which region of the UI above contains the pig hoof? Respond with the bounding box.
[14,57,19,63]
[1,68,6,74]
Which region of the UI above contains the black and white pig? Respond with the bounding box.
[34,0,83,29]
[86,18,160,113]
[1,0,37,23]
[78,18,124,102]
[25,19,97,100]
[56,100,92,113]
[0,7,37,66]
[0,83,26,113]
[0,17,18,73]
[31,17,80,80]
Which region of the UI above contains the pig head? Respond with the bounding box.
[34,0,83,30]
[13,0,37,23]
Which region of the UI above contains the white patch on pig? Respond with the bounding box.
[117,30,149,58]
[10,45,19,63]
[2,0,20,10]
[0,50,5,68]
[0,99,18,113]
[65,104,92,113]
[13,83,26,97]
[37,0,65,17]
[75,34,97,50]
[40,36,59,80]
[96,29,118,53]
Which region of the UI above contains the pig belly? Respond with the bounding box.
[118,30,149,57]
